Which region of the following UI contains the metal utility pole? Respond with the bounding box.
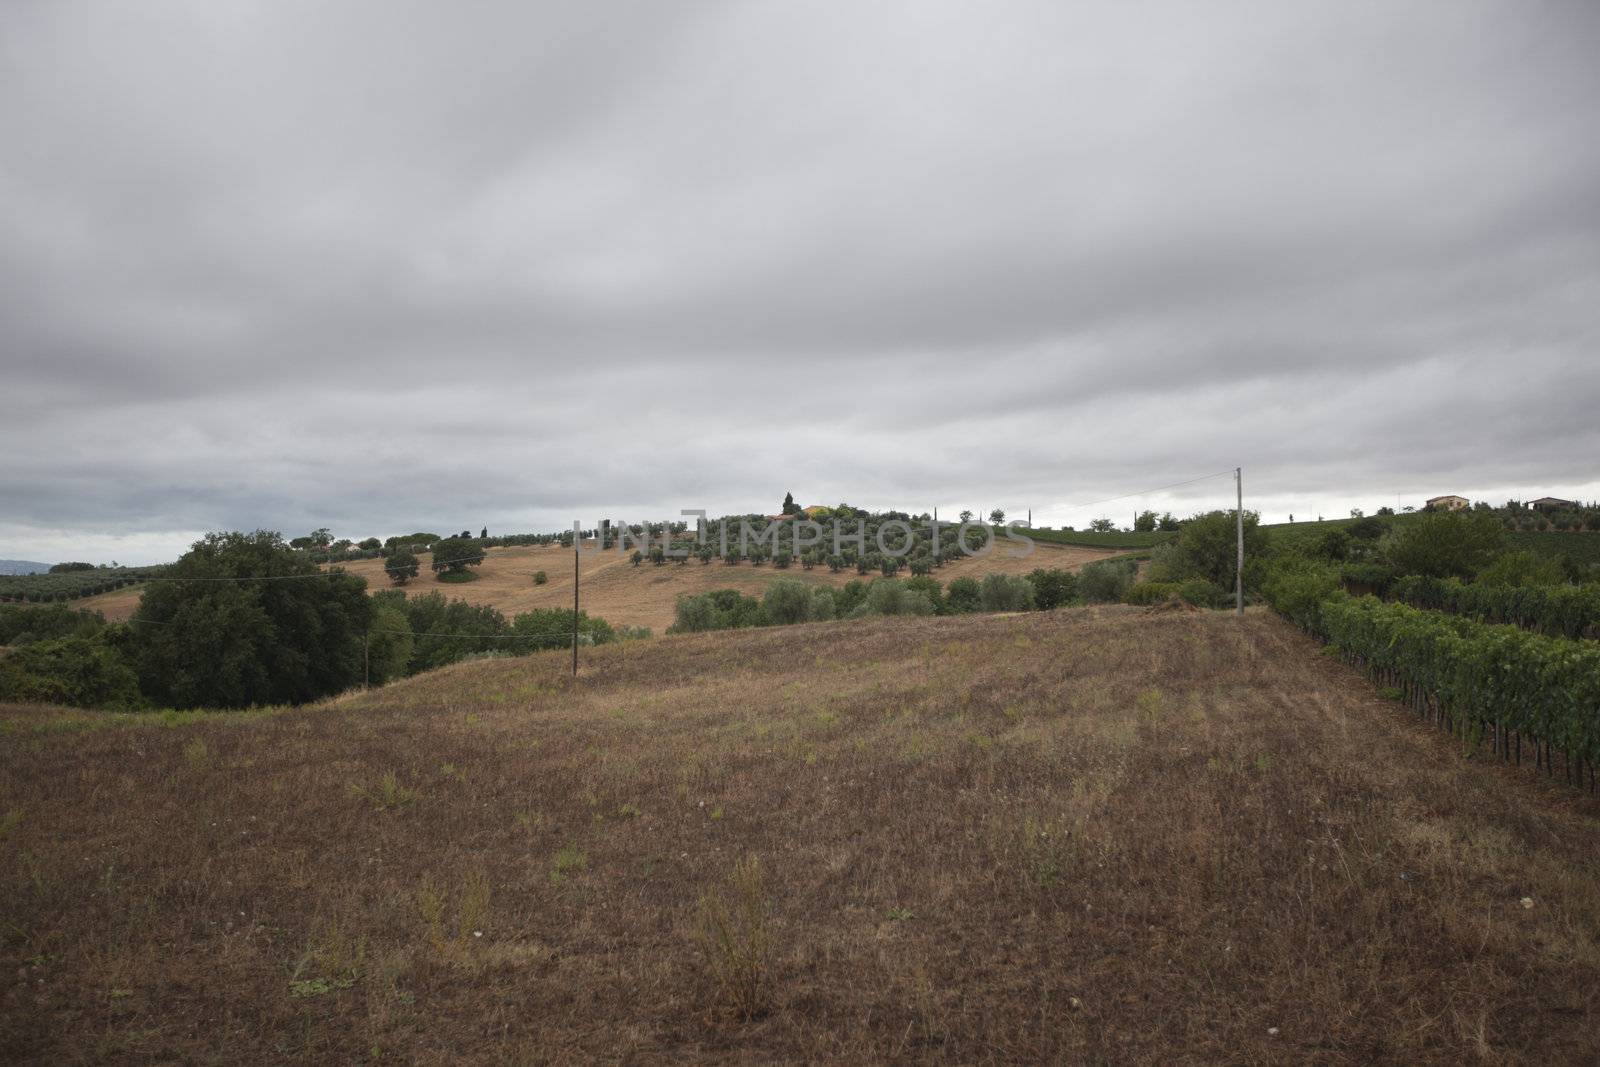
[572,540,580,676]
[1235,466,1245,616]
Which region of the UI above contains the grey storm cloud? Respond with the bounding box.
[2,0,1598,562]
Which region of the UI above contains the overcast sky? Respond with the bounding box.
[3,1,1598,563]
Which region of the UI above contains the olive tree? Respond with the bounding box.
[386,549,420,586]
[979,573,1035,612]
[431,537,486,575]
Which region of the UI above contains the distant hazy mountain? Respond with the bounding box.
[0,559,51,575]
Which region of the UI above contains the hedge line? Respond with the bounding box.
[0,569,164,604]
[1389,575,1600,640]
[1266,572,1600,787]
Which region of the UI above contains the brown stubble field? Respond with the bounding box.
[69,583,144,623]
[3,607,1598,1063]
[331,539,1123,632]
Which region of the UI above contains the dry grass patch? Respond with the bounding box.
[333,539,1121,633]
[2,608,1598,1063]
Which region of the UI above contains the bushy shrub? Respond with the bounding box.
[1475,551,1565,588]
[762,578,814,625]
[1260,560,1340,630]
[1177,578,1225,608]
[712,589,766,628]
[0,635,142,709]
[378,589,507,673]
[366,605,414,685]
[1315,528,1352,561]
[532,571,548,585]
[1347,516,1389,541]
[511,607,614,650]
[1166,510,1266,591]
[1079,559,1137,603]
[672,593,721,633]
[1382,510,1505,580]
[668,590,764,633]
[851,579,935,618]
[1138,542,1181,583]
[943,576,981,614]
[979,573,1035,612]
[903,575,943,612]
[0,604,105,645]
[1339,561,1397,595]
[1026,568,1077,610]
[1122,581,1179,605]
[809,587,836,621]
[835,580,870,617]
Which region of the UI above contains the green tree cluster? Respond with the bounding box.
[132,531,371,709]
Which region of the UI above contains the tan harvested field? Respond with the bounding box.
[335,539,1124,632]
[70,582,144,623]
[3,608,1599,1063]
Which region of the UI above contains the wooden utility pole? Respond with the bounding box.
[1235,466,1245,616]
[572,539,580,676]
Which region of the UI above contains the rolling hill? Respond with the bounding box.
[4,607,1596,1062]
[329,539,1125,633]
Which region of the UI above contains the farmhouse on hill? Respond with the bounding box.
[767,503,832,521]
[1425,494,1469,512]
[1530,496,1579,513]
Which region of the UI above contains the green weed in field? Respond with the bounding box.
[352,771,417,811]
[695,855,770,1020]
[550,844,587,884]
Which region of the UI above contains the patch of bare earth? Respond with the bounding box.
[2,608,1597,1063]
